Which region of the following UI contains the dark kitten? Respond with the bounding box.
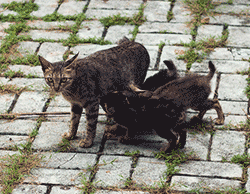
[39,37,150,148]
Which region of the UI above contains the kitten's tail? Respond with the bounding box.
[207,61,216,80]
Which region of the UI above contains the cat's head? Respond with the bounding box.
[39,53,79,93]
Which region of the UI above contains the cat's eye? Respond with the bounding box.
[61,78,67,83]
[47,78,53,82]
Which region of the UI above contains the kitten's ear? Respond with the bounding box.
[163,60,176,71]
[39,55,53,72]
[65,52,79,69]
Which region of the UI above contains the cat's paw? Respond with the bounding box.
[62,132,75,140]
[79,138,93,148]
[214,118,224,125]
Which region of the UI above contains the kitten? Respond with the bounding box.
[39,37,150,148]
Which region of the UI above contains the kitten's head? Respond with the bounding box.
[39,53,79,93]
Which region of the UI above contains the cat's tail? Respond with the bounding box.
[207,61,216,80]
[116,36,130,45]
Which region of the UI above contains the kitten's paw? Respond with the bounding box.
[118,135,130,144]
[79,138,93,148]
[215,118,224,125]
[189,115,202,125]
[62,132,75,140]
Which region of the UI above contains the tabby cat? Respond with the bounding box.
[39,37,150,148]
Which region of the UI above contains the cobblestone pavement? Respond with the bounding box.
[0,0,250,193]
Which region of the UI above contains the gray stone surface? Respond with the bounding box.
[95,190,150,194]
[144,46,159,69]
[0,120,36,135]
[28,30,70,41]
[77,21,104,39]
[31,0,58,17]
[17,41,40,57]
[245,168,250,193]
[232,47,250,60]
[105,25,134,43]
[207,48,234,60]
[196,25,224,41]
[85,9,137,19]
[41,152,97,169]
[57,0,87,16]
[176,161,242,178]
[7,65,43,77]
[220,100,248,115]
[210,130,245,161]
[88,0,142,10]
[94,155,132,188]
[0,135,28,149]
[228,26,250,47]
[23,168,86,186]
[0,93,15,113]
[27,20,76,29]
[219,74,248,101]
[50,186,82,194]
[38,42,68,62]
[135,33,192,46]
[139,22,191,34]
[2,78,46,91]
[11,185,47,194]
[143,1,171,22]
[132,157,166,187]
[170,0,192,23]
[12,91,48,113]
[171,176,242,192]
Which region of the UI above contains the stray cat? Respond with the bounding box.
[106,61,224,152]
[39,37,150,148]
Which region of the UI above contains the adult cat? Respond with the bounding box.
[39,37,150,148]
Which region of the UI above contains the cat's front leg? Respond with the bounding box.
[79,100,99,148]
[62,103,83,140]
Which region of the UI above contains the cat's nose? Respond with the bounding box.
[54,85,60,92]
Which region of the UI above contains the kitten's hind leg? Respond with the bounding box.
[79,100,99,148]
[62,103,83,140]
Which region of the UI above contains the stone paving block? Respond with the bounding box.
[7,65,43,77]
[209,14,250,26]
[27,30,70,41]
[27,20,76,29]
[94,155,132,188]
[144,46,159,69]
[40,152,97,169]
[57,0,87,16]
[32,121,105,153]
[210,130,245,161]
[0,150,18,157]
[103,132,169,157]
[213,4,249,14]
[38,42,68,62]
[48,94,71,107]
[170,175,242,192]
[214,114,247,128]
[160,46,188,71]
[0,135,28,149]
[12,185,47,194]
[85,9,137,19]
[0,9,17,16]
[0,93,15,113]
[196,25,224,41]
[214,60,249,73]
[206,48,234,60]
[183,132,210,160]
[232,48,250,60]
[77,21,104,39]
[31,0,58,17]
[95,191,149,194]
[132,157,166,187]
[12,91,48,113]
[70,44,116,59]
[0,22,13,31]
[144,1,171,22]
[135,33,192,46]
[50,186,82,194]
[245,168,250,193]
[88,0,142,10]
[17,41,40,57]
[218,74,248,101]
[105,25,134,43]
[4,78,46,91]
[228,26,250,47]
[139,22,191,34]
[23,168,86,186]
[220,101,248,115]
[176,161,242,178]
[170,0,192,23]
[0,119,36,135]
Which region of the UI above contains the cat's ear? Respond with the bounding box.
[163,60,176,70]
[65,52,79,69]
[38,55,53,72]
